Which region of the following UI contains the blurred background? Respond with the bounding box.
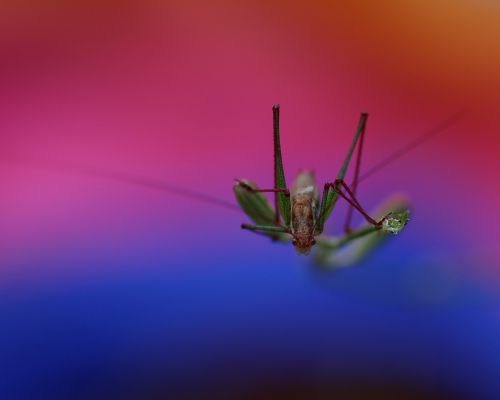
[1,1,500,399]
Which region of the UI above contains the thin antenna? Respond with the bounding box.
[358,110,465,183]
[3,155,240,212]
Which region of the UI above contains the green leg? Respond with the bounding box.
[234,179,279,226]
[337,112,369,181]
[317,113,368,233]
[316,224,379,252]
[241,223,291,242]
[314,195,410,268]
[241,223,289,234]
[272,105,291,225]
[326,179,382,227]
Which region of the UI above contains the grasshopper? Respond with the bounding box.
[234,105,420,262]
[4,105,461,267]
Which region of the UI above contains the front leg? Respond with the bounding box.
[326,179,389,228]
[234,179,291,242]
[315,178,382,235]
[241,223,290,234]
[236,179,290,196]
[241,223,291,242]
[314,195,411,268]
[233,179,280,226]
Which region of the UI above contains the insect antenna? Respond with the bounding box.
[358,109,465,183]
[2,154,240,212]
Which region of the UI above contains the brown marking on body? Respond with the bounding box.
[290,170,319,254]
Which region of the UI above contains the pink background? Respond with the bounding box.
[1,1,500,398]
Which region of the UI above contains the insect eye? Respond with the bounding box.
[292,239,297,246]
[311,239,316,245]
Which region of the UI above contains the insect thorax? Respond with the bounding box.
[290,171,319,253]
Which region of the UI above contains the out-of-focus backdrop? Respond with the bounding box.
[1,1,499,399]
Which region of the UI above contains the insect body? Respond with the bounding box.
[6,104,460,267]
[234,105,410,260]
[290,170,319,253]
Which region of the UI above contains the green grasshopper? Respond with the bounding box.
[233,105,425,263]
[5,105,460,267]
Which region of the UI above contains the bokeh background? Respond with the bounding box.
[1,1,500,398]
